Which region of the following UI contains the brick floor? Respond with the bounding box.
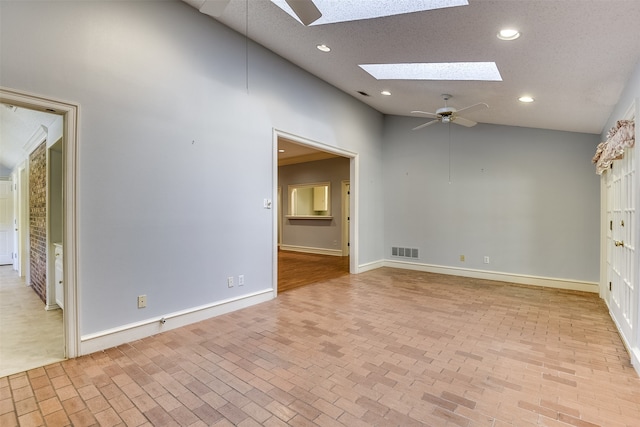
[2,268,639,426]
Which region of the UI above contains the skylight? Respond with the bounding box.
[359,62,503,81]
[271,0,468,25]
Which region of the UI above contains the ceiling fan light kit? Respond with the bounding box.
[411,94,489,130]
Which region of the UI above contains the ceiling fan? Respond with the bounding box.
[411,94,489,130]
[200,0,322,25]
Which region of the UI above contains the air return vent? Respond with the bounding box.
[391,247,419,259]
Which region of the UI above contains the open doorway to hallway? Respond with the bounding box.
[0,87,79,374]
[275,132,357,294]
[0,101,65,376]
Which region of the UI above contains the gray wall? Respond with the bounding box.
[0,0,384,335]
[279,157,350,251]
[1,0,627,340]
[382,118,601,282]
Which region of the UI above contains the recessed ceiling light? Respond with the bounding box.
[518,96,534,103]
[271,0,468,25]
[278,149,285,153]
[381,90,391,96]
[497,28,520,40]
[316,44,331,52]
[359,62,502,81]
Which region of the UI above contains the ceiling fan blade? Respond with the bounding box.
[455,102,489,114]
[453,116,477,127]
[411,110,439,118]
[285,0,322,25]
[413,120,439,130]
[199,0,231,17]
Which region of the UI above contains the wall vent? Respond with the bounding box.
[391,247,419,259]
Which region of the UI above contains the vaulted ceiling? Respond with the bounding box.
[186,0,640,135]
[3,1,639,173]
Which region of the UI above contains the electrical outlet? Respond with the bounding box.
[238,275,244,286]
[460,255,465,262]
[137,295,147,308]
[227,276,234,288]
[484,256,490,264]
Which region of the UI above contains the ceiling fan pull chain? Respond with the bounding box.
[448,122,452,184]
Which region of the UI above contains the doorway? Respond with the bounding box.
[0,87,79,371]
[601,100,638,365]
[273,130,357,295]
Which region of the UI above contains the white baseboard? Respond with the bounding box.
[357,259,385,273]
[45,303,60,311]
[609,309,640,377]
[631,347,640,377]
[381,259,599,293]
[280,245,343,257]
[80,289,274,356]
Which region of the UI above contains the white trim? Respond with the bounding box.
[632,347,640,377]
[350,155,358,275]
[280,245,343,256]
[599,176,608,299]
[357,260,385,273]
[610,308,640,376]
[341,180,350,256]
[22,125,47,155]
[382,260,599,293]
[0,87,80,359]
[273,129,359,285]
[80,289,274,355]
[273,131,279,298]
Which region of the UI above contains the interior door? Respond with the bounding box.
[0,181,14,265]
[607,144,636,348]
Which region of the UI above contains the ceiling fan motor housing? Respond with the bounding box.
[436,106,457,116]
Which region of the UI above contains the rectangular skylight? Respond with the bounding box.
[271,0,468,26]
[359,62,503,81]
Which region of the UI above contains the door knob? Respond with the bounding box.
[614,240,625,247]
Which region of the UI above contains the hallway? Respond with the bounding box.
[0,266,64,378]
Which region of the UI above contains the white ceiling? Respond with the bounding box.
[0,104,60,173]
[187,0,640,135]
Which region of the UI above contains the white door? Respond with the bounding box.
[607,144,636,348]
[0,181,14,265]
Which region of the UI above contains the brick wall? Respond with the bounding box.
[29,141,47,303]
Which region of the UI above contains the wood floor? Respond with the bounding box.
[2,268,640,427]
[277,250,349,293]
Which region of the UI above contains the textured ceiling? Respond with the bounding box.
[187,0,640,135]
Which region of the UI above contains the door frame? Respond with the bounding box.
[341,180,350,256]
[0,180,13,265]
[1,87,79,358]
[272,129,358,297]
